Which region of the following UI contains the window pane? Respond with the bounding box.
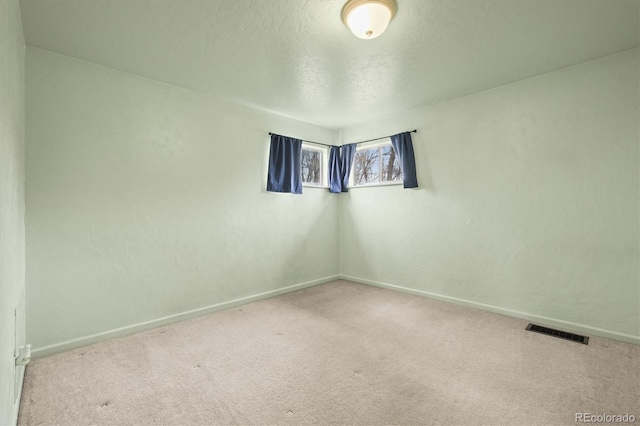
[301,149,321,185]
[381,145,402,182]
[353,148,379,185]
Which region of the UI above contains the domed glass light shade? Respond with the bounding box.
[341,0,397,39]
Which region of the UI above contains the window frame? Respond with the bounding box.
[301,143,328,189]
[350,139,403,188]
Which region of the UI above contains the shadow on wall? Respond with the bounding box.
[412,133,435,194]
[278,189,338,282]
[339,193,375,278]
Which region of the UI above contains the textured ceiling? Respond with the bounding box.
[20,0,640,128]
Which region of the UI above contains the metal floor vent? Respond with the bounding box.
[525,323,589,345]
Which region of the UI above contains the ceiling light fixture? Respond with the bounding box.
[341,0,397,40]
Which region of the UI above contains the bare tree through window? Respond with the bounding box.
[354,148,379,184]
[381,146,402,181]
[353,145,402,185]
[301,148,321,185]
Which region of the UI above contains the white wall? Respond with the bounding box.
[0,0,26,423]
[340,49,639,343]
[26,48,339,355]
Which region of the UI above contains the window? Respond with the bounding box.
[301,144,327,187]
[352,142,402,186]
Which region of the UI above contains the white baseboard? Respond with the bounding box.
[32,275,340,358]
[11,364,25,426]
[340,274,640,346]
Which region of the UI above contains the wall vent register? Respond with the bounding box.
[525,323,589,345]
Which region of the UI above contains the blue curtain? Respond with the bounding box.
[328,146,342,193]
[266,134,302,194]
[390,132,418,188]
[340,143,357,192]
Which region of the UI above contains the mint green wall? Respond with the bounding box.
[0,0,26,424]
[340,49,639,343]
[24,46,638,357]
[25,48,339,354]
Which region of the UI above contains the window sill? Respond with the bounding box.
[302,184,329,189]
[350,181,403,189]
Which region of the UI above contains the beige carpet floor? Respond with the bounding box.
[19,280,639,425]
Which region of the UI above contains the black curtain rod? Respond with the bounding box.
[268,130,417,148]
[354,130,418,145]
[268,133,333,147]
